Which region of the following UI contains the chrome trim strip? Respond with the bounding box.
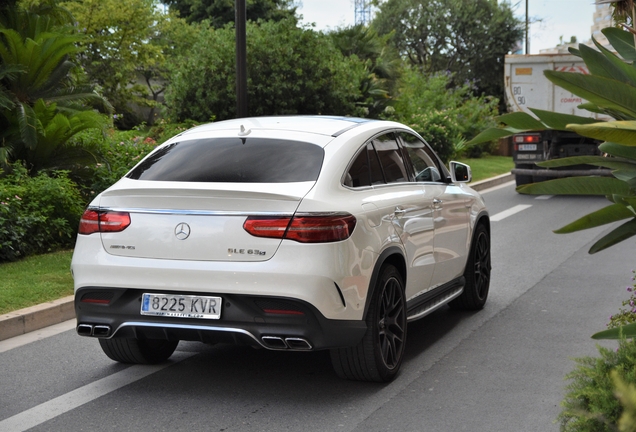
[110,322,293,350]
[91,207,294,217]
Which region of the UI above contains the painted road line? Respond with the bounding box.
[0,351,196,432]
[0,320,76,354]
[490,204,533,222]
[536,195,554,200]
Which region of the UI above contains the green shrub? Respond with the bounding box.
[0,163,84,262]
[70,120,200,200]
[166,18,367,122]
[392,69,500,161]
[559,339,636,431]
[608,270,636,330]
[404,110,462,164]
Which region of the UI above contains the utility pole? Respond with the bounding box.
[235,0,248,118]
[525,0,529,54]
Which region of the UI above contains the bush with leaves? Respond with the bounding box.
[392,69,499,162]
[70,120,200,200]
[166,18,367,122]
[0,163,84,261]
[558,339,636,431]
[468,27,636,256]
[607,270,636,330]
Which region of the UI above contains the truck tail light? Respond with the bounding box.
[243,213,356,243]
[79,210,131,235]
[514,134,541,144]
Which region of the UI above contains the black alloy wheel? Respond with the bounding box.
[450,223,491,310]
[330,264,407,382]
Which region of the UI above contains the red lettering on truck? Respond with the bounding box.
[561,97,583,103]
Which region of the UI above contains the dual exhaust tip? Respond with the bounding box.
[77,323,111,338]
[262,336,312,350]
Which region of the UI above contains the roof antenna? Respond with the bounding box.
[238,124,251,137]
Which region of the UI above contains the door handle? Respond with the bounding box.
[394,207,406,218]
[433,198,443,208]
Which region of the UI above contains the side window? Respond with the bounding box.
[372,133,409,184]
[344,143,383,187]
[399,132,443,183]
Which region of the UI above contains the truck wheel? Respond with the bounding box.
[515,164,533,186]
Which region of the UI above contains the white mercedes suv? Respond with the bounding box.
[71,116,490,382]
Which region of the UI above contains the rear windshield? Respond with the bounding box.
[127,138,324,182]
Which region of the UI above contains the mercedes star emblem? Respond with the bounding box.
[174,222,191,240]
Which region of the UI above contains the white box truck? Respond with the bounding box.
[504,54,611,185]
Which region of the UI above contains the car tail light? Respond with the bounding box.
[79,210,131,235]
[243,213,356,243]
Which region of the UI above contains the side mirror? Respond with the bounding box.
[449,161,472,183]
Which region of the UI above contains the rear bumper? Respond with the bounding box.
[75,287,367,351]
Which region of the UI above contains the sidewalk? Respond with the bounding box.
[0,173,514,342]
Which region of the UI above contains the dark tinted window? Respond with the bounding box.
[399,132,442,182]
[127,138,324,183]
[372,133,409,184]
[345,143,384,187]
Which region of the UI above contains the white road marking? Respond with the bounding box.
[0,320,76,354]
[535,195,554,200]
[490,204,533,222]
[0,351,195,432]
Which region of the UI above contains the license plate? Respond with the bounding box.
[518,144,537,151]
[141,293,222,319]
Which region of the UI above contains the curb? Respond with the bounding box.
[0,296,75,341]
[470,172,514,191]
[0,172,515,343]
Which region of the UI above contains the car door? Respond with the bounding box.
[365,133,438,300]
[398,132,471,289]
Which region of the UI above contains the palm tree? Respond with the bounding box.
[0,5,111,172]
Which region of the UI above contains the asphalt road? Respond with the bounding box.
[0,181,633,432]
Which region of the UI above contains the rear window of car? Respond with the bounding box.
[126,138,324,182]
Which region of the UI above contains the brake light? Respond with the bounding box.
[514,134,541,144]
[79,210,131,235]
[243,213,356,243]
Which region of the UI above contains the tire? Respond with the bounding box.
[515,164,533,186]
[99,338,178,364]
[330,264,407,382]
[449,224,491,310]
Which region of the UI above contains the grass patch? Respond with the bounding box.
[457,155,514,183]
[0,250,73,314]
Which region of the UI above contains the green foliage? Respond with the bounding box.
[469,27,636,254]
[608,271,636,330]
[330,24,401,118]
[62,0,172,128]
[613,370,636,432]
[391,69,499,162]
[166,18,367,122]
[70,119,199,199]
[558,339,636,431]
[0,5,109,171]
[0,162,84,261]
[371,0,522,102]
[403,110,461,164]
[165,0,296,26]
